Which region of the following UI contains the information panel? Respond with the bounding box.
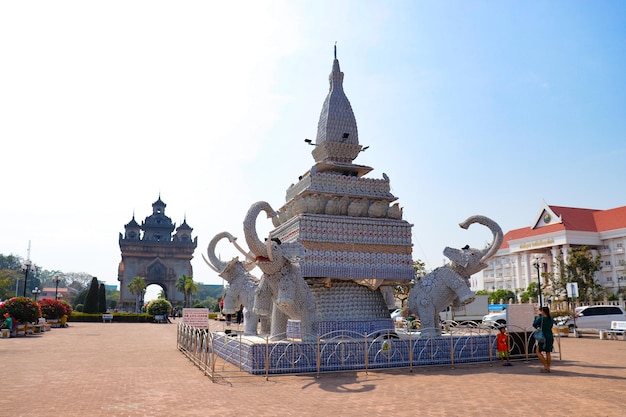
[182,308,209,328]
[507,304,536,332]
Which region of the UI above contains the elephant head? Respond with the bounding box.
[243,201,306,275]
[202,231,255,278]
[443,215,504,276]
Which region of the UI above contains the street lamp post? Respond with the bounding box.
[53,274,62,300]
[533,255,545,308]
[32,287,41,302]
[21,260,33,298]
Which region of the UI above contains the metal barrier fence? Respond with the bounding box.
[177,321,555,382]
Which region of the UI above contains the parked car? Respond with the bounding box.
[563,305,626,333]
[482,306,507,327]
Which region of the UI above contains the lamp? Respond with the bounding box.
[53,274,62,300]
[532,254,545,307]
[21,259,33,298]
[32,286,41,302]
[304,139,315,146]
[360,146,369,152]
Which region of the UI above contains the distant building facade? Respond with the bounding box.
[118,196,197,309]
[477,202,626,299]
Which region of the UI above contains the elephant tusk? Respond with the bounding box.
[231,238,257,263]
[266,236,274,262]
[201,253,220,273]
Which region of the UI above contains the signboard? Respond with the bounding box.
[182,308,209,328]
[506,304,536,332]
[566,282,579,298]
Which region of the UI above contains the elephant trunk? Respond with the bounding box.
[243,201,277,260]
[459,215,503,263]
[206,232,235,273]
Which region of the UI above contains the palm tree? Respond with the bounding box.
[175,275,188,307]
[128,276,147,313]
[184,277,199,308]
[176,275,198,308]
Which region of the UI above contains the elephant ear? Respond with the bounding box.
[280,242,307,263]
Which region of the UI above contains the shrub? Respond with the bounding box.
[98,283,107,313]
[38,299,73,320]
[83,277,99,314]
[60,300,73,317]
[74,304,84,312]
[0,297,41,323]
[39,299,66,319]
[146,299,172,316]
[68,312,152,323]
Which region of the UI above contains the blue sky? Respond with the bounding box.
[1,1,625,297]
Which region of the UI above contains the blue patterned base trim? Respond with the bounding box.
[212,332,495,375]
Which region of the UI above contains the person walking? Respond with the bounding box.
[533,306,554,373]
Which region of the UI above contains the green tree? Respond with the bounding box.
[98,283,107,313]
[520,282,540,303]
[555,246,603,299]
[0,254,23,270]
[0,269,21,299]
[175,275,188,306]
[176,275,199,308]
[72,288,89,308]
[106,287,120,310]
[488,289,516,304]
[83,277,100,314]
[184,277,199,308]
[128,276,147,313]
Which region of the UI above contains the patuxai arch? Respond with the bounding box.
[118,196,197,310]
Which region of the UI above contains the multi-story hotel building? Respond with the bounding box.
[476,202,626,298]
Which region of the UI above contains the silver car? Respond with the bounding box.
[564,305,626,332]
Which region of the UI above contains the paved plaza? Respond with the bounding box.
[1,320,625,417]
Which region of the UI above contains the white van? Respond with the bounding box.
[563,305,626,332]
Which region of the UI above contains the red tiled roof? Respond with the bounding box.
[499,204,626,249]
[499,224,564,249]
[550,206,599,232]
[594,205,626,232]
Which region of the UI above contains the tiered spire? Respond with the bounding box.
[312,45,362,166]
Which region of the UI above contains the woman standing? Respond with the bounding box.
[533,306,554,373]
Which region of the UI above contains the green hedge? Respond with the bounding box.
[68,312,153,323]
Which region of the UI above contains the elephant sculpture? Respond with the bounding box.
[243,201,317,341]
[202,231,269,336]
[408,215,503,336]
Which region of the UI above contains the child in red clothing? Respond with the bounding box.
[496,326,512,366]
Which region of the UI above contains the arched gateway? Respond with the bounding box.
[117,196,197,310]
